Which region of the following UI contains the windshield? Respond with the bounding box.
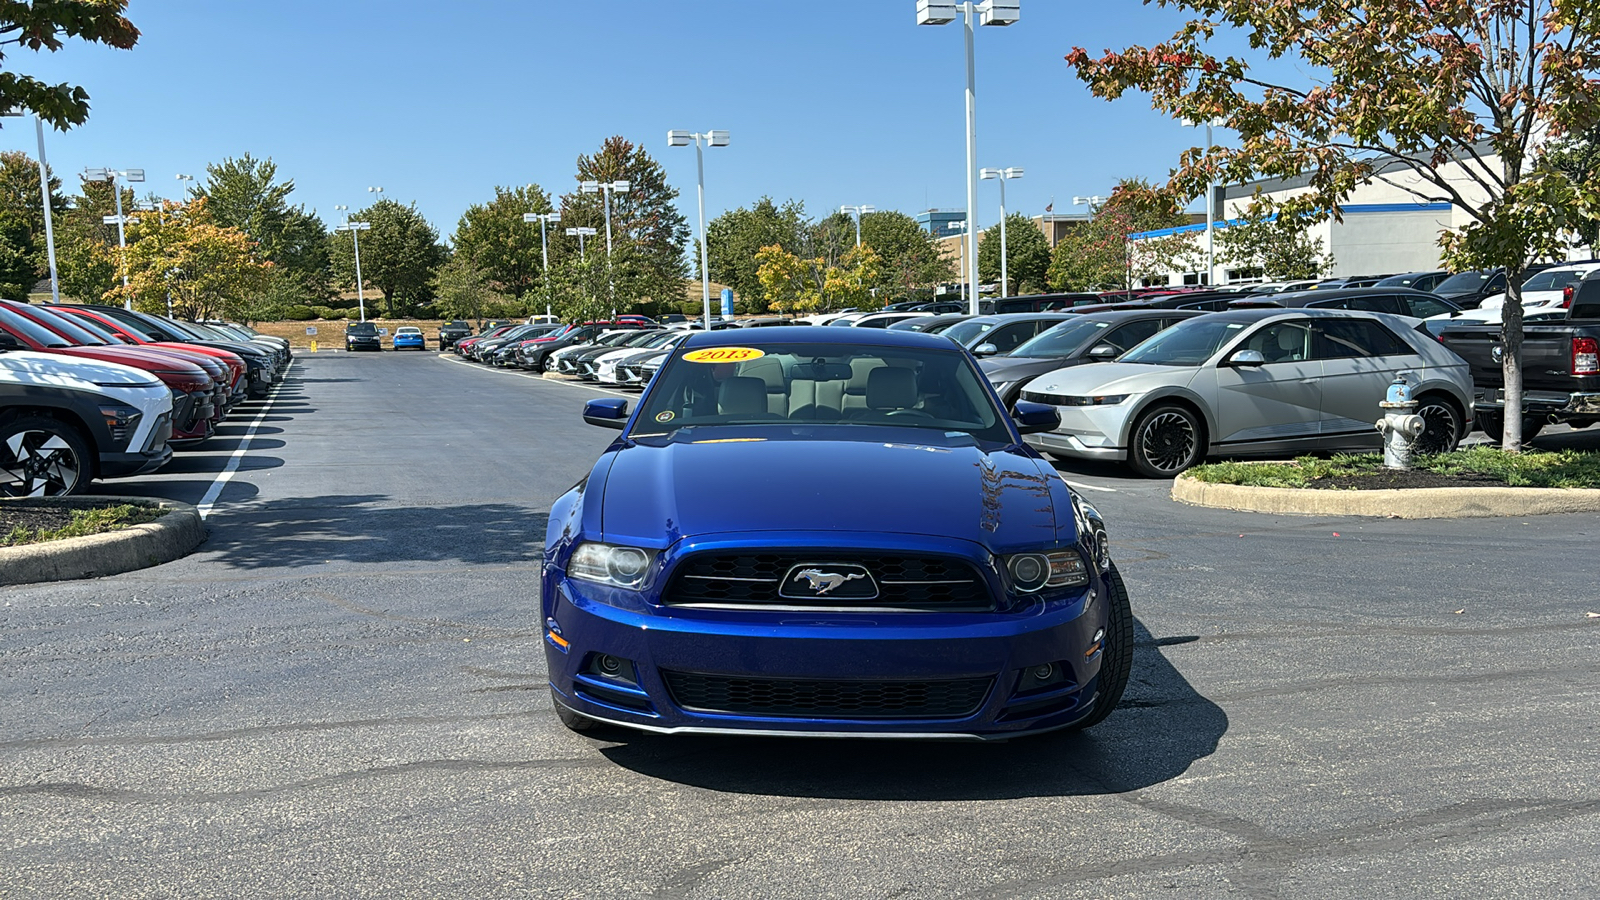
[1121,317,1250,366]
[1521,269,1584,292]
[632,342,1012,443]
[1433,271,1491,295]
[0,307,72,347]
[347,323,378,334]
[1011,319,1112,358]
[940,319,995,345]
[11,305,108,345]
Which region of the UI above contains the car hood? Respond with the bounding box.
[981,355,1085,384]
[597,428,1067,551]
[1022,362,1196,397]
[0,349,164,388]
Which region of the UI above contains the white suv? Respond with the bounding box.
[0,350,174,496]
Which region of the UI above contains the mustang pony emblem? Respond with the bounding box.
[793,569,865,595]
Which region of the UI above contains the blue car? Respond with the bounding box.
[392,326,425,350]
[544,327,1132,740]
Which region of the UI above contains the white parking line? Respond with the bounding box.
[1063,479,1119,493]
[196,377,283,519]
[437,353,634,397]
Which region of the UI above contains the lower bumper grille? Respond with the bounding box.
[662,670,992,719]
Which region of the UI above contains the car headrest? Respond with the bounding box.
[717,376,768,416]
[866,366,917,410]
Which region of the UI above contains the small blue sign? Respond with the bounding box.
[721,288,734,318]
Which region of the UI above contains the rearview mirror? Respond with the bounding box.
[1227,349,1266,367]
[973,343,999,357]
[583,398,629,429]
[1011,400,1061,435]
[1087,343,1119,360]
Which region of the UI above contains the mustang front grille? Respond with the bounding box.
[661,670,992,719]
[664,552,993,610]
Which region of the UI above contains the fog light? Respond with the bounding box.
[598,654,622,675]
[1031,664,1053,680]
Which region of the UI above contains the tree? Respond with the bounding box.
[822,245,884,311]
[120,199,272,321]
[53,225,114,301]
[547,252,612,324]
[0,2,139,128]
[978,213,1053,296]
[704,197,809,302]
[1539,126,1600,249]
[860,211,953,298]
[755,244,817,317]
[1047,179,1190,290]
[327,199,447,317]
[0,150,63,297]
[451,184,555,300]
[559,136,689,312]
[1066,0,1600,450]
[192,154,330,301]
[431,255,505,328]
[1216,206,1332,280]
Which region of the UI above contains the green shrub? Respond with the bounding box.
[284,305,315,321]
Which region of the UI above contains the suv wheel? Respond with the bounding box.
[0,415,90,498]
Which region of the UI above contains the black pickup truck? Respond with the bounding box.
[1438,270,1600,441]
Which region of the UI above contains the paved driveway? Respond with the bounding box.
[2,352,1596,898]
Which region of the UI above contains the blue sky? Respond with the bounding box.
[3,0,1214,242]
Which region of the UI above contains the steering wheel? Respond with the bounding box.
[884,409,934,419]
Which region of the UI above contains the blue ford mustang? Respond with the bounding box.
[544,327,1131,740]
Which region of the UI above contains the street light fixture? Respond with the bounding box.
[1072,195,1105,222]
[524,211,561,319]
[979,166,1023,298]
[334,205,372,322]
[0,111,60,304]
[917,0,1019,315]
[175,172,195,199]
[667,129,730,330]
[565,226,599,305]
[840,205,876,247]
[579,179,631,305]
[84,167,144,309]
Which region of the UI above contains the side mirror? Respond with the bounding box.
[1227,349,1266,367]
[582,398,628,430]
[1011,400,1061,435]
[1087,343,1119,360]
[973,342,999,357]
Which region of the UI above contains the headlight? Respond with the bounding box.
[567,541,657,589]
[1055,394,1129,407]
[1004,550,1089,592]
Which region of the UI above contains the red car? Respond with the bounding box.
[0,302,218,445]
[51,306,249,414]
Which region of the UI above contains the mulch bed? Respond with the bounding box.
[1305,470,1512,490]
[0,500,76,535]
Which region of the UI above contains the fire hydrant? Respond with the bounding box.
[1375,372,1425,469]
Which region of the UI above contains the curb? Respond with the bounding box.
[0,496,206,587]
[1171,474,1600,518]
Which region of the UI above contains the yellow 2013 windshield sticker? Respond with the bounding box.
[682,347,765,364]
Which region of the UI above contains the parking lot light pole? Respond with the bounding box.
[840,205,876,247]
[667,130,730,331]
[5,112,60,303]
[1073,195,1105,223]
[334,206,372,322]
[579,180,630,305]
[917,0,1019,315]
[980,167,1022,298]
[84,167,145,309]
[566,226,598,305]
[524,211,561,320]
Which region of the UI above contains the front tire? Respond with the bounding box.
[0,415,91,498]
[1127,404,1204,478]
[551,687,612,735]
[1069,562,1134,731]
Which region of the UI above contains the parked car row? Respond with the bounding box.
[0,303,292,497]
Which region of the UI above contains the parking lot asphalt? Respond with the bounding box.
[3,351,1598,899]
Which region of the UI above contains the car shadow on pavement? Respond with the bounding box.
[597,618,1225,800]
[200,496,549,568]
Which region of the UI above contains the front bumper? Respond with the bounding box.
[1473,387,1600,417]
[1019,402,1135,462]
[543,538,1110,739]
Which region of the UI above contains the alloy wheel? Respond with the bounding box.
[0,429,83,498]
[1414,400,1461,455]
[1136,410,1199,476]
